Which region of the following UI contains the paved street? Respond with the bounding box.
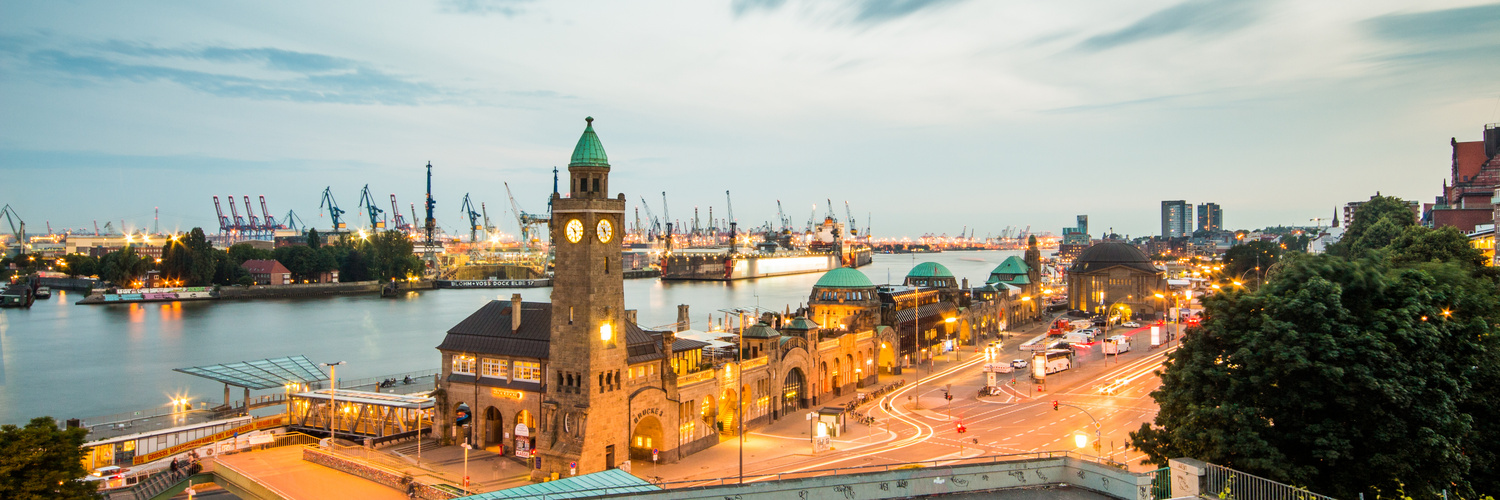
[651,315,1179,486]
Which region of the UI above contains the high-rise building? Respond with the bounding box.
[1161,201,1192,238]
[1196,203,1222,232]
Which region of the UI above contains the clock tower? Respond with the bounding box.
[537,117,629,477]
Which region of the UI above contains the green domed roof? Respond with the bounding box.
[813,267,874,289]
[569,116,610,168]
[906,262,953,279]
[783,316,819,331]
[743,322,781,339]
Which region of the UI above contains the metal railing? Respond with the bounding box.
[1203,462,1338,500]
[327,369,441,391]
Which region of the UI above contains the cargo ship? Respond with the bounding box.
[660,217,872,281]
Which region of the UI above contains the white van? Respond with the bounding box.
[1103,335,1131,354]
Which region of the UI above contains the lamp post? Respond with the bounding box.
[320,361,346,439]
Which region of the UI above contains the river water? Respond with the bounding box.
[0,250,1021,425]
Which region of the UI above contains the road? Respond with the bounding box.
[670,317,1179,485]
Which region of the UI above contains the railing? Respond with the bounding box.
[1203,462,1338,500]
[678,369,715,386]
[326,368,441,391]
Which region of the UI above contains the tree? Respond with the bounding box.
[366,230,422,280]
[0,417,98,499]
[183,228,217,286]
[306,228,322,249]
[1387,225,1490,269]
[1329,195,1417,257]
[59,254,99,278]
[226,243,273,265]
[1220,240,1279,285]
[1130,254,1500,498]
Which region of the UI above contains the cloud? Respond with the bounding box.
[731,0,787,16]
[1075,0,1266,52]
[438,0,535,17]
[1361,3,1500,65]
[849,0,964,23]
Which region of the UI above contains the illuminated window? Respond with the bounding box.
[513,361,541,382]
[482,358,508,379]
[701,398,711,417]
[452,355,476,375]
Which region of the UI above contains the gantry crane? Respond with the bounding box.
[391,194,412,232]
[0,204,26,247]
[227,196,247,231]
[460,193,483,242]
[242,196,261,232]
[259,196,282,229]
[318,187,348,230]
[357,185,386,230]
[213,196,232,233]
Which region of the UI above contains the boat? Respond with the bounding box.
[660,217,872,281]
[34,286,51,299]
[0,280,36,308]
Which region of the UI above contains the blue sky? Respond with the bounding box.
[1,0,1497,239]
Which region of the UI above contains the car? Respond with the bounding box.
[1122,321,1141,328]
[1010,359,1028,369]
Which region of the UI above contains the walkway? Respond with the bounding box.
[216,446,410,500]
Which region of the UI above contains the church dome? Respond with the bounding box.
[906,262,953,279]
[1070,242,1158,274]
[569,116,610,168]
[813,267,874,289]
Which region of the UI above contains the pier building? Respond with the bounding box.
[1065,241,1166,317]
[433,117,883,479]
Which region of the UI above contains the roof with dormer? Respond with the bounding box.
[569,117,610,168]
[813,267,874,289]
[782,316,819,331]
[743,322,781,338]
[906,262,953,279]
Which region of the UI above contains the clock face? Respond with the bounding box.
[565,219,583,243]
[596,219,613,243]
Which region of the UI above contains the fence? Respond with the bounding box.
[303,446,462,500]
[654,450,1117,489]
[326,368,441,391]
[1203,462,1338,500]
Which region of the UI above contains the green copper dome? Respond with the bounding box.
[813,267,874,289]
[743,322,781,339]
[569,116,610,168]
[906,262,953,279]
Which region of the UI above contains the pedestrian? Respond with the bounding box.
[170,459,179,474]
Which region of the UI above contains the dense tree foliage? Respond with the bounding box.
[1329,195,1418,257]
[0,417,98,500]
[1220,240,1280,286]
[1132,196,1500,498]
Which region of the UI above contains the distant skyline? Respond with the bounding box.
[2,0,1498,239]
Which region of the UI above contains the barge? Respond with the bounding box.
[660,217,872,281]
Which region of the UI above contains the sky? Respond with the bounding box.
[1,0,1498,239]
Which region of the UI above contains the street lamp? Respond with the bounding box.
[944,316,956,361]
[320,361,346,438]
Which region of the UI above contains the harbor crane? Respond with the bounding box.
[357,185,386,230]
[639,196,661,240]
[283,210,308,233]
[227,196,247,231]
[212,196,232,233]
[808,204,817,232]
[661,192,671,236]
[423,162,438,260]
[844,201,857,236]
[259,196,282,229]
[460,193,483,242]
[481,203,496,239]
[390,195,412,232]
[725,190,737,252]
[775,200,790,233]
[0,204,26,247]
[504,182,548,251]
[242,196,261,231]
[318,187,348,230]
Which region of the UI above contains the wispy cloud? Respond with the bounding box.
[1362,3,1500,66]
[438,0,535,17]
[731,0,787,17]
[731,0,964,24]
[1074,0,1266,52]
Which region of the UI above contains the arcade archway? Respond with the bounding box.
[484,406,503,448]
[782,368,806,416]
[630,416,663,460]
[718,388,738,435]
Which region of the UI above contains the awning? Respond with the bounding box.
[174,355,328,390]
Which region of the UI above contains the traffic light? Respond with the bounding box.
[945,392,953,401]
[1052,400,1059,410]
[955,422,966,433]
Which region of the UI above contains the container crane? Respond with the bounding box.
[0,204,26,247]
[227,196,247,231]
[212,196,232,233]
[318,187,348,230]
[390,194,412,232]
[259,196,282,229]
[242,196,261,232]
[357,184,386,230]
[460,193,483,242]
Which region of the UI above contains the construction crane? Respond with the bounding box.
[318,187,348,230]
[844,201,857,237]
[212,196,232,233]
[259,196,282,229]
[357,184,385,230]
[505,182,548,251]
[460,193,483,242]
[242,196,261,232]
[390,194,412,232]
[0,204,26,247]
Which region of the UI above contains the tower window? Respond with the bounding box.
[592,178,600,193]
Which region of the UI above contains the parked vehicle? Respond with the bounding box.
[1103,335,1131,354]
[1042,349,1072,374]
[1121,321,1140,328]
[1010,359,1028,369]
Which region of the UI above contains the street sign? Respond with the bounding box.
[570,461,577,476]
[652,448,659,463]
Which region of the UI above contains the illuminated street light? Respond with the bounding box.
[1075,433,1088,449]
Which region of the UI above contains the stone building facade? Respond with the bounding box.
[1065,242,1166,318]
[433,117,885,480]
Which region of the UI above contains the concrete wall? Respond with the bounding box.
[217,280,390,299]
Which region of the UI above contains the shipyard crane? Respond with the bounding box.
[725,190,738,252]
[390,195,412,232]
[460,193,483,242]
[259,196,282,229]
[661,192,671,236]
[283,210,308,232]
[410,204,419,234]
[776,200,790,232]
[808,204,817,232]
[212,196,232,233]
[844,201,857,237]
[423,162,437,259]
[633,207,643,238]
[241,196,262,232]
[639,196,661,240]
[357,185,386,230]
[505,182,548,250]
[318,187,348,230]
[227,196,247,231]
[0,204,26,247]
[481,203,496,240]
